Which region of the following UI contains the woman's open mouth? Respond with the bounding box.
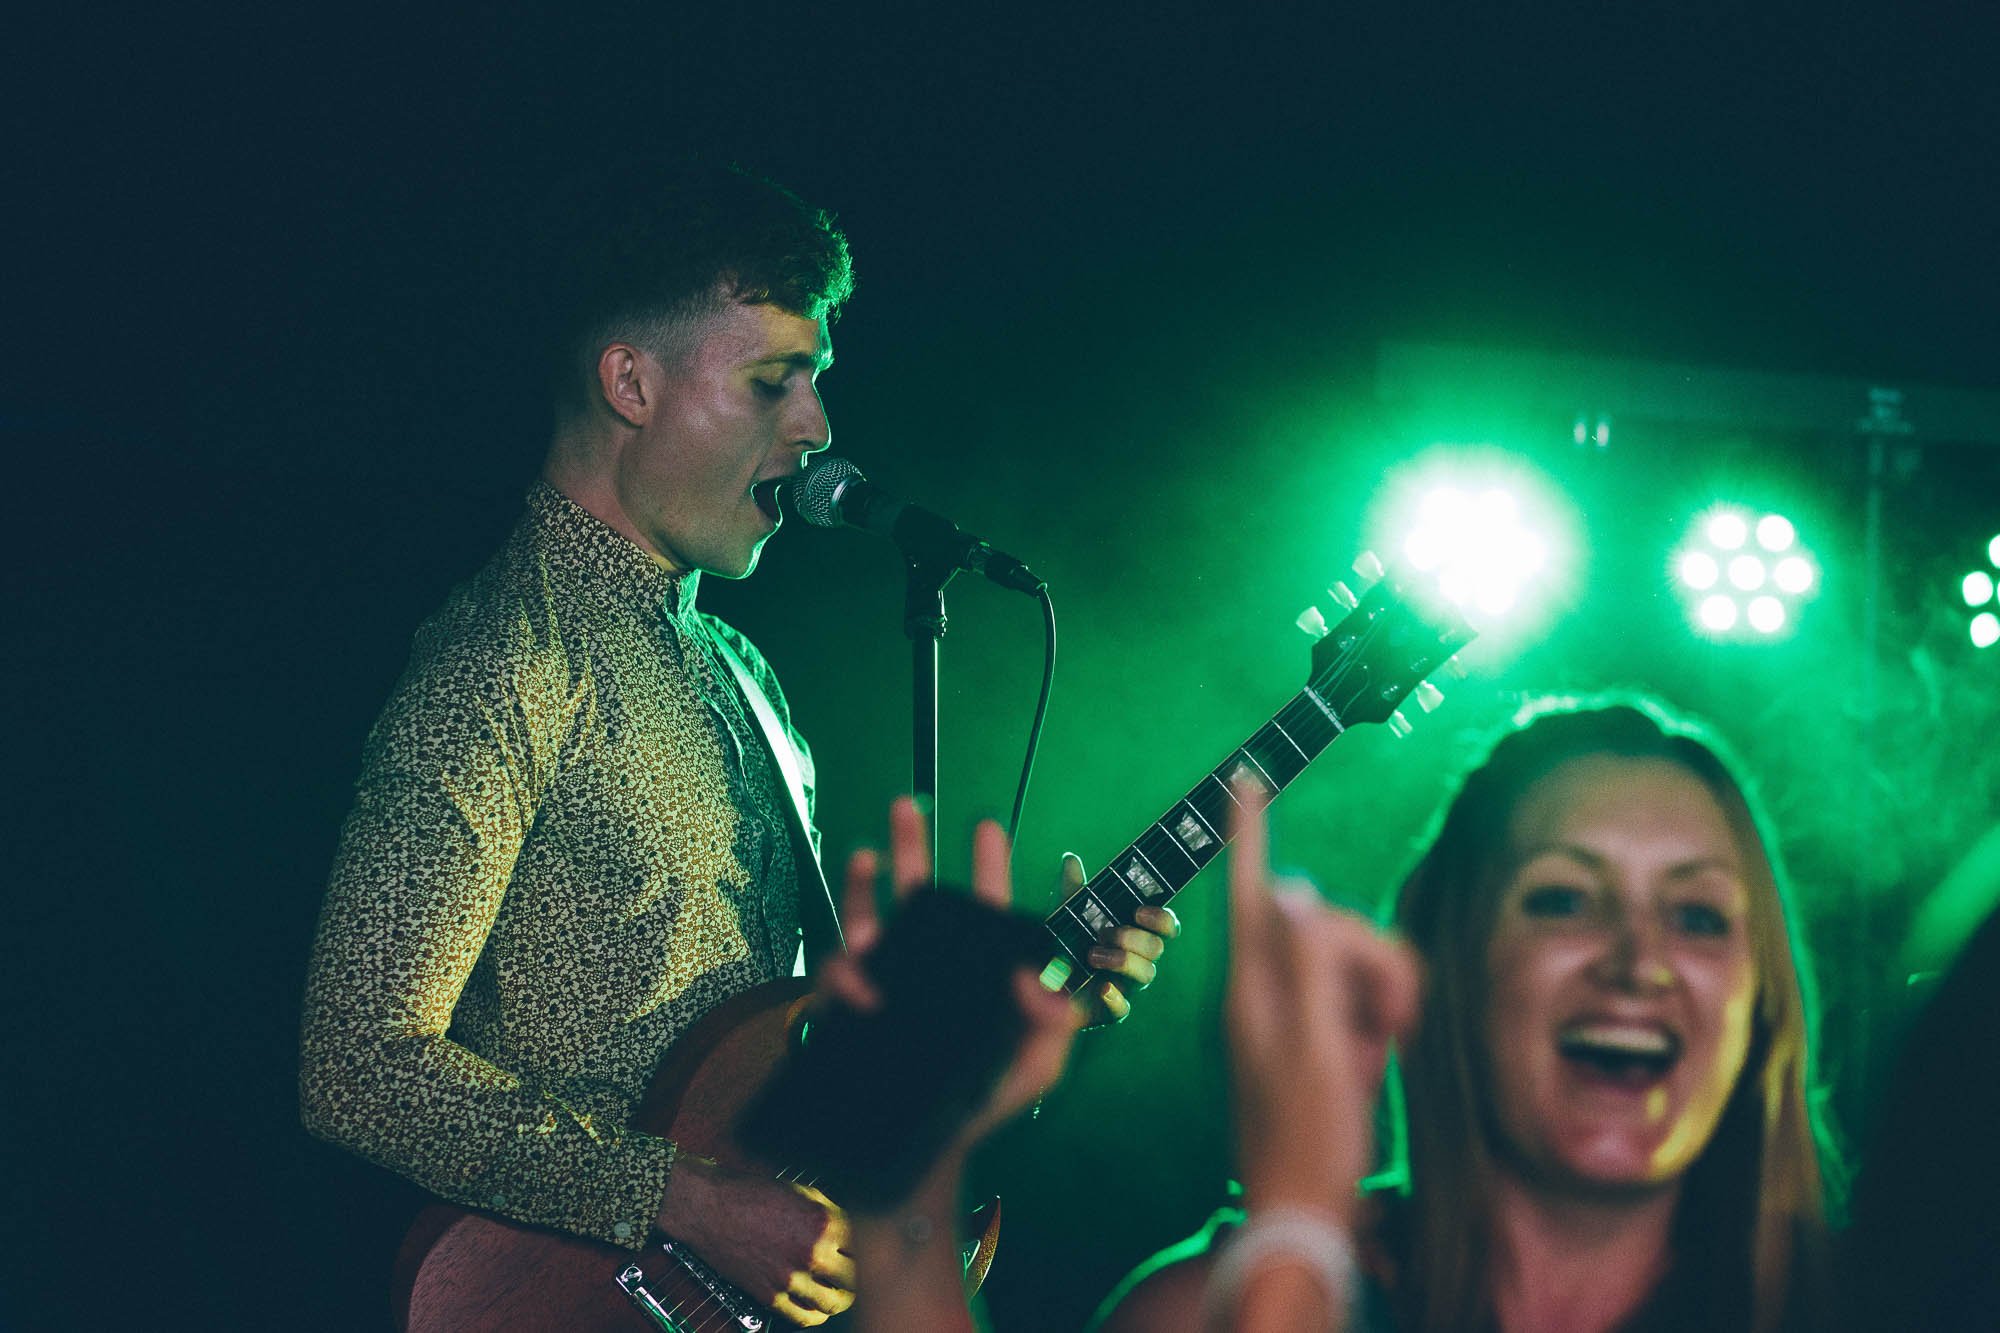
[1557,1022,1681,1089]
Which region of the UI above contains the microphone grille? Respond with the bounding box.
[793,456,864,528]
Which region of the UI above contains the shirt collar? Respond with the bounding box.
[526,482,702,622]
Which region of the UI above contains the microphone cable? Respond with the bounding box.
[1008,584,1055,845]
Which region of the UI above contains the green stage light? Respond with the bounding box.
[1677,505,1815,640]
[1963,536,2000,649]
[1402,484,1548,619]
[1367,447,1574,659]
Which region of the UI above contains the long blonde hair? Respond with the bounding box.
[1386,697,1837,1332]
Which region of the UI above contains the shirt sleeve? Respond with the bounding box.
[298,599,675,1249]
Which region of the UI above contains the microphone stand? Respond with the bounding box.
[903,555,960,878]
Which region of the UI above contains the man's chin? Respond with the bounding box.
[708,540,766,581]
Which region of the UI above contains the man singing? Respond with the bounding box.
[299,160,1174,1325]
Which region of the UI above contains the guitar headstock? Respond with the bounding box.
[1295,550,1478,734]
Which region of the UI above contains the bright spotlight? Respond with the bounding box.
[1755,514,1796,552]
[1678,505,1816,640]
[1959,536,2000,649]
[1402,483,1547,621]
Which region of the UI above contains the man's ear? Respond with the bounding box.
[596,343,652,427]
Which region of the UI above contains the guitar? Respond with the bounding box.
[391,554,1475,1332]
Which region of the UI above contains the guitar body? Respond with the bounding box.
[394,977,1003,1332]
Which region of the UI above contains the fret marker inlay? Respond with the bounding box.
[1121,854,1168,902]
[1173,808,1217,854]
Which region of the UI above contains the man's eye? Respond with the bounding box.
[1521,886,1586,919]
[1674,902,1731,937]
[751,378,786,400]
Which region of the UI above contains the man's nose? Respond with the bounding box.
[791,382,831,456]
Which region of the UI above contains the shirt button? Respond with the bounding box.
[613,1221,634,1240]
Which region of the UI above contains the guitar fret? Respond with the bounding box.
[1221,748,1277,796]
[1115,847,1172,904]
[1091,870,1150,920]
[1166,798,1223,864]
[1043,910,1094,969]
[1071,885,1120,937]
[1267,717,1310,764]
[1137,822,1201,883]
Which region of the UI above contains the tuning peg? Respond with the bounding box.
[1352,550,1385,582]
[1327,581,1359,611]
[1386,710,1414,739]
[1296,606,1331,639]
[1414,680,1445,713]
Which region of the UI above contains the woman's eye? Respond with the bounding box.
[1674,902,1731,937]
[1521,886,1586,919]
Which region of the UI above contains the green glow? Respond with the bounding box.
[1989,534,2000,567]
[1974,612,2000,650]
[1755,514,1796,552]
[1966,571,1996,607]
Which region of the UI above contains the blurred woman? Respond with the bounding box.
[1097,697,1840,1332]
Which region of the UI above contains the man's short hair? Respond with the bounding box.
[540,159,854,423]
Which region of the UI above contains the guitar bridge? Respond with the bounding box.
[616,1240,767,1332]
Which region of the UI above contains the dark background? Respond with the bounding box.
[8,5,2000,1329]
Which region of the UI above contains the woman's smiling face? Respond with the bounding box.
[1482,754,1759,1197]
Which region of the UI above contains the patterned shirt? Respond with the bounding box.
[301,483,814,1249]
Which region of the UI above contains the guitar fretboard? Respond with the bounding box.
[1040,687,1346,993]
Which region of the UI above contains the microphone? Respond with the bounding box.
[762,457,1046,594]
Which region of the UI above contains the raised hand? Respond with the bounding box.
[822,797,1081,1147]
[1224,778,1423,1222]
